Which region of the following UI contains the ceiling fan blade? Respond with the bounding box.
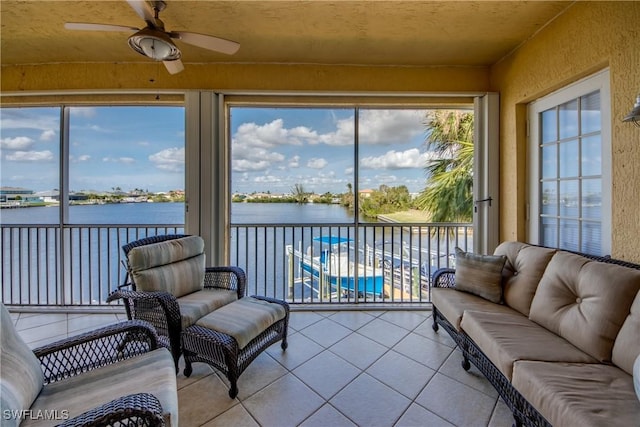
[65,22,139,32]
[171,31,240,55]
[164,59,184,74]
[126,0,157,26]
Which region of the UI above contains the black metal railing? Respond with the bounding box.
[1,224,183,306]
[1,222,471,307]
[230,222,471,305]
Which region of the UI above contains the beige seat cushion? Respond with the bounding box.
[512,361,640,427]
[24,348,178,427]
[461,310,596,380]
[178,289,238,328]
[612,291,640,375]
[0,304,44,427]
[431,287,519,331]
[128,236,205,298]
[529,251,640,362]
[494,242,556,316]
[196,297,286,349]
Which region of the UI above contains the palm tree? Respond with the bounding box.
[414,110,474,222]
[291,183,308,204]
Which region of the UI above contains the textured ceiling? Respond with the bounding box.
[1,1,573,68]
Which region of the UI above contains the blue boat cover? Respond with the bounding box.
[313,236,352,245]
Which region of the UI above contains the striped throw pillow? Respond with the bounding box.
[454,247,506,303]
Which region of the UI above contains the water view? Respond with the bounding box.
[0,202,362,225]
[1,202,471,306]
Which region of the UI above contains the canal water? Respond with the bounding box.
[1,203,468,305]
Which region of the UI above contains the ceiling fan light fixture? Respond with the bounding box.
[623,94,640,128]
[128,28,180,61]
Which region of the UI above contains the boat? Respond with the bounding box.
[286,236,386,298]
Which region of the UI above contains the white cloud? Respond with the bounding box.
[234,119,310,149]
[307,158,328,169]
[288,155,300,168]
[234,159,273,171]
[315,117,354,146]
[149,147,184,172]
[358,110,425,146]
[232,141,286,172]
[71,154,91,162]
[102,156,136,164]
[232,118,348,171]
[39,130,56,141]
[360,148,437,170]
[6,150,54,162]
[70,107,97,118]
[0,110,59,131]
[0,136,34,150]
[254,175,282,184]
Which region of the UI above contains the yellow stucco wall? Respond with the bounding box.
[0,63,489,93]
[491,1,640,262]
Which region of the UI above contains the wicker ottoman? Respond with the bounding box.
[181,295,289,398]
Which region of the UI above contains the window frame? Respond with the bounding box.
[527,69,611,255]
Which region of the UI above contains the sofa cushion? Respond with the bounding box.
[461,310,597,380]
[23,348,178,427]
[529,251,640,362]
[431,287,519,331]
[128,236,205,298]
[196,297,287,349]
[494,242,556,316]
[0,304,44,427]
[612,291,640,375]
[454,247,506,303]
[177,289,238,329]
[512,361,640,427]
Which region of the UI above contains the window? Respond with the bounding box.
[1,104,185,305]
[528,69,611,255]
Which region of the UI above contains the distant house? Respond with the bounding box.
[0,186,44,206]
[36,190,60,203]
[359,189,375,198]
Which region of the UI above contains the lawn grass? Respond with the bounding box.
[378,209,432,223]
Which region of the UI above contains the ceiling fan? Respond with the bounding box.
[64,0,240,74]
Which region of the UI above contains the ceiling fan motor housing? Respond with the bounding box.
[128,27,181,61]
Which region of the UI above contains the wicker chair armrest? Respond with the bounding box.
[432,268,456,288]
[107,289,181,325]
[108,289,178,307]
[33,320,159,384]
[107,289,182,350]
[57,392,165,427]
[204,266,247,299]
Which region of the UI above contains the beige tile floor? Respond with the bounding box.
[12,308,514,427]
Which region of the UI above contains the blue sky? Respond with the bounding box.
[231,107,435,194]
[1,106,437,195]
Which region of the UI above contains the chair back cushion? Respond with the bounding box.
[128,236,205,298]
[0,303,44,426]
[529,251,640,362]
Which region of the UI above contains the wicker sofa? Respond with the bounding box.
[431,241,640,427]
[0,303,178,427]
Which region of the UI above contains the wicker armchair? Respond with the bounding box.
[107,234,246,370]
[0,303,178,427]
